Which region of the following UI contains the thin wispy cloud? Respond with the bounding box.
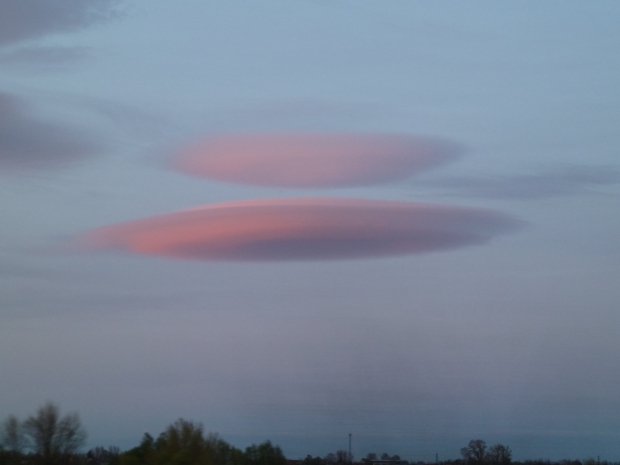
[0,45,91,69]
[422,165,620,200]
[0,0,120,70]
[0,2,119,170]
[77,198,519,261]
[0,0,119,46]
[0,92,101,171]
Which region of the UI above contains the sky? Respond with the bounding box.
[1,0,619,461]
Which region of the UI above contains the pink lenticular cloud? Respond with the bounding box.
[79,198,519,261]
[172,133,459,187]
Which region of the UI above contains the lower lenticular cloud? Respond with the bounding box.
[173,133,459,187]
[79,198,518,261]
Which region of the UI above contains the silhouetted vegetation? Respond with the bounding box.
[117,418,285,465]
[0,401,86,465]
[460,440,511,465]
[3,406,620,465]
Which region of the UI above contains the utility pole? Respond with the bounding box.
[349,433,352,463]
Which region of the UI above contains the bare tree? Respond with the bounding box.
[23,402,86,462]
[485,444,512,465]
[335,450,349,464]
[0,415,27,453]
[461,440,487,465]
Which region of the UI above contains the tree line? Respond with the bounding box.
[460,439,512,465]
[117,419,285,465]
[3,403,620,465]
[0,403,285,465]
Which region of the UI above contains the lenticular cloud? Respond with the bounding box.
[173,133,458,188]
[79,198,518,261]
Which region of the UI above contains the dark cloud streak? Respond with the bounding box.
[0,46,91,68]
[0,0,119,46]
[422,165,620,200]
[0,92,101,171]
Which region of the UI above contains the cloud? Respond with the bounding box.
[423,165,620,200]
[0,0,118,46]
[0,45,90,69]
[78,197,519,261]
[0,92,101,171]
[172,133,459,188]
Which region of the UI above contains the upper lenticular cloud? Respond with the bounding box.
[173,133,459,188]
[79,198,519,261]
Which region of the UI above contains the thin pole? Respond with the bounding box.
[349,433,352,463]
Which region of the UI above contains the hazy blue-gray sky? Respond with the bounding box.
[1,1,619,461]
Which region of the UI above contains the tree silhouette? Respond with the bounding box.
[0,415,26,453]
[22,402,86,464]
[486,444,512,465]
[461,440,487,465]
[244,440,286,465]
